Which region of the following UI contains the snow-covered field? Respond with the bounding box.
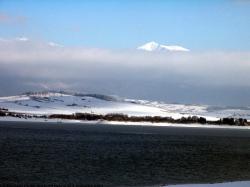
[0,91,250,121]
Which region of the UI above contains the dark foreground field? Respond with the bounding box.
[0,121,250,186]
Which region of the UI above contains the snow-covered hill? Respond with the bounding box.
[1,91,250,120]
[0,92,170,117]
[137,41,190,52]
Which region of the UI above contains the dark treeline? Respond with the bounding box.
[49,112,250,126]
[0,108,249,126]
[0,108,46,119]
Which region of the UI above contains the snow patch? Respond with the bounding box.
[48,42,64,47]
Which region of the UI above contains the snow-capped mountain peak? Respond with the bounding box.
[137,41,160,51]
[137,41,190,52]
[159,44,190,52]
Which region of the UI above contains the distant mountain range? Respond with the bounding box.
[137,41,190,52]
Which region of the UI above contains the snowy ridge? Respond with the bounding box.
[0,91,250,120]
[165,181,250,187]
[137,41,190,52]
[0,91,169,117]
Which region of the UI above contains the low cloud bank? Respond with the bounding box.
[0,38,250,106]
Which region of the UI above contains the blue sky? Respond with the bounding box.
[1,1,250,105]
[0,0,250,50]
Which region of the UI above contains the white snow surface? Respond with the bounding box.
[0,92,169,117]
[0,91,250,120]
[164,181,250,187]
[137,41,190,52]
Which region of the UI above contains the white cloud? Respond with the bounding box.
[0,38,8,42]
[0,38,249,87]
[0,38,250,105]
[48,42,64,47]
[15,37,29,41]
